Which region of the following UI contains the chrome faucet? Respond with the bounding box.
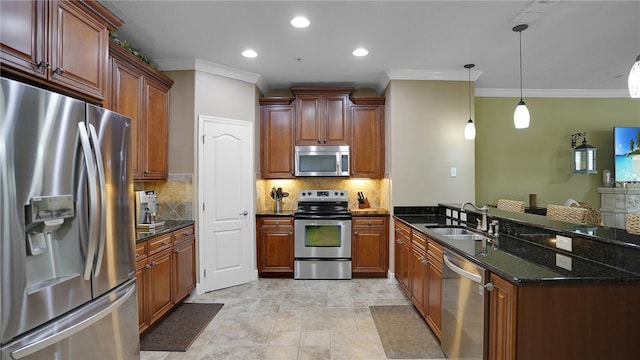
[461,202,489,231]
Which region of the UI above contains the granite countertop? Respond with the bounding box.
[395,215,640,284]
[136,220,195,242]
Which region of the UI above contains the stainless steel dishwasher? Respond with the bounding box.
[441,248,488,360]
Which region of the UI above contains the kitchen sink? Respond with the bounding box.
[426,227,476,236]
[426,227,490,241]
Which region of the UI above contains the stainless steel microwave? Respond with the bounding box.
[295,145,350,177]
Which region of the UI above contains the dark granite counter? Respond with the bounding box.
[395,206,640,284]
[136,220,195,242]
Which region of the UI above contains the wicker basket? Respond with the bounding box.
[627,214,640,235]
[546,204,589,225]
[573,202,603,226]
[497,199,525,213]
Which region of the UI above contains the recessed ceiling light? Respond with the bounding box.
[242,49,257,58]
[291,16,310,28]
[352,48,368,57]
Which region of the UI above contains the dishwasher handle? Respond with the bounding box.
[443,254,483,284]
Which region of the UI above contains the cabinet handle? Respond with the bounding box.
[354,231,358,235]
[144,170,150,174]
[175,249,182,254]
[145,264,151,269]
[34,60,49,73]
[135,253,140,257]
[484,283,495,292]
[161,241,168,246]
[396,239,402,244]
[52,67,64,76]
[288,232,293,235]
[367,221,372,225]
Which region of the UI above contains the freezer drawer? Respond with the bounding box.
[1,280,139,360]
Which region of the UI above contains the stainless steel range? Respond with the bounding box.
[294,190,352,279]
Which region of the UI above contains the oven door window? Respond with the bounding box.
[304,225,341,247]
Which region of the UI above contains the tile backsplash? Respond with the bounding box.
[135,174,193,220]
[257,178,389,212]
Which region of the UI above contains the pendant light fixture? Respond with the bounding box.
[629,54,640,98]
[464,64,476,140]
[513,24,530,129]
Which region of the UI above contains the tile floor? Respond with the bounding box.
[140,278,444,360]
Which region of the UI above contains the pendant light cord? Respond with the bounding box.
[468,67,472,118]
[519,30,523,101]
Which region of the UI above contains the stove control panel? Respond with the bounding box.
[298,189,348,202]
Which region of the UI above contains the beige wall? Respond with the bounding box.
[386,80,476,206]
[165,70,195,174]
[475,97,640,208]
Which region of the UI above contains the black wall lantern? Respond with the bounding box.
[571,132,597,174]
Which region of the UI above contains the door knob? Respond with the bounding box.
[239,210,248,216]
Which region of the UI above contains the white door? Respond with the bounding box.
[198,115,255,292]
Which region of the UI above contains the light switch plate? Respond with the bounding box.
[556,235,572,252]
[450,167,457,177]
[556,253,572,271]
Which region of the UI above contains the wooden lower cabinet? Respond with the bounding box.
[173,226,196,302]
[352,216,389,277]
[488,273,640,360]
[256,216,294,277]
[394,219,443,341]
[394,221,411,293]
[136,224,196,334]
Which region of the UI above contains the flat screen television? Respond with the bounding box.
[613,126,640,182]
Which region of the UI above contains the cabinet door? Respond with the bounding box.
[352,217,388,277]
[350,105,384,178]
[295,95,321,145]
[147,250,173,324]
[173,237,196,302]
[410,247,427,316]
[0,0,46,77]
[394,222,411,295]
[488,273,517,360]
[135,263,148,333]
[260,105,295,178]
[49,0,108,100]
[257,222,294,276]
[142,77,169,180]
[323,95,348,145]
[110,57,143,178]
[426,259,442,340]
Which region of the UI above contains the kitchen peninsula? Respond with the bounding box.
[394,204,640,360]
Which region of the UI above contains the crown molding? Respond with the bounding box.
[155,58,266,91]
[475,88,630,98]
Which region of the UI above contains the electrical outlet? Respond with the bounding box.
[556,235,572,252]
[450,167,457,177]
[556,253,572,271]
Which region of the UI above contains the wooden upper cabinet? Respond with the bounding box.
[108,42,173,181]
[350,98,385,178]
[0,0,122,103]
[0,0,46,79]
[259,98,295,179]
[292,87,351,145]
[142,77,170,180]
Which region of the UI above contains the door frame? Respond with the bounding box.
[196,115,257,295]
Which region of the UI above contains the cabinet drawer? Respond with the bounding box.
[147,233,173,256]
[427,240,443,266]
[411,231,427,251]
[260,217,293,227]
[135,241,147,267]
[395,221,411,239]
[353,217,386,227]
[174,225,195,244]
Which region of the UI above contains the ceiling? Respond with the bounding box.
[100,0,640,96]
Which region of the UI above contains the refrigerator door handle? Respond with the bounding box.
[88,124,107,276]
[78,123,99,280]
[10,283,136,359]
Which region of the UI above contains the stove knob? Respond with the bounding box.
[334,191,338,196]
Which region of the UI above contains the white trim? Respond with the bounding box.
[156,57,264,87]
[476,88,630,98]
[387,68,482,82]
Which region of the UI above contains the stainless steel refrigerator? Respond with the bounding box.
[0,77,139,359]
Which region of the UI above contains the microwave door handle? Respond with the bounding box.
[336,154,340,173]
